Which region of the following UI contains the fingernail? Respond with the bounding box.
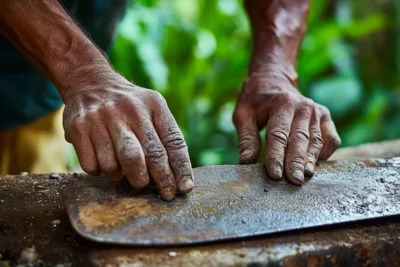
[240,149,252,163]
[304,162,314,177]
[241,149,252,157]
[292,170,304,185]
[178,176,194,193]
[160,187,176,201]
[272,165,282,179]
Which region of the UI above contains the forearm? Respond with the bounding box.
[244,0,310,85]
[0,0,111,99]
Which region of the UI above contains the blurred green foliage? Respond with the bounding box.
[109,0,400,167]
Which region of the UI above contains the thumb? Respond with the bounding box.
[319,115,341,160]
[233,112,261,164]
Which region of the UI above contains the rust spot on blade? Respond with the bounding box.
[78,198,167,232]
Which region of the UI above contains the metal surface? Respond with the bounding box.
[0,159,400,266]
[62,157,400,245]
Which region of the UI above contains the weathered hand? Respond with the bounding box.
[233,73,341,185]
[62,70,193,201]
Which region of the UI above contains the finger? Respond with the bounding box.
[319,108,341,160]
[233,109,261,164]
[304,109,324,178]
[132,118,180,200]
[91,126,122,182]
[67,123,100,176]
[285,102,312,185]
[109,122,150,189]
[265,101,295,180]
[150,91,193,196]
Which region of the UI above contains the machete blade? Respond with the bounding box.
[61,158,400,245]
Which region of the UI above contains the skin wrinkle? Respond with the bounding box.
[264,102,295,180]
[232,0,340,185]
[1,0,194,201]
[127,109,178,195]
[286,105,313,177]
[305,108,324,176]
[2,0,340,197]
[151,106,194,193]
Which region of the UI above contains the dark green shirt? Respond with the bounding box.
[0,0,127,130]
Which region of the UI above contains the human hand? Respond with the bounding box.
[233,73,341,185]
[61,69,194,201]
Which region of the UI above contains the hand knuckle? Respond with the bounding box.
[298,107,313,118]
[311,137,324,150]
[277,93,295,108]
[65,121,84,143]
[290,154,306,166]
[163,132,187,150]
[238,133,257,146]
[329,135,342,148]
[100,104,117,117]
[301,98,315,108]
[85,111,99,122]
[291,129,309,142]
[146,144,168,164]
[266,155,283,166]
[148,90,167,105]
[268,128,289,145]
[319,105,331,117]
[307,151,318,161]
[69,117,84,132]
[310,131,324,148]
[64,129,74,143]
[232,108,244,126]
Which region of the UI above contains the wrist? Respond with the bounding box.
[248,24,300,86]
[246,52,299,95]
[49,42,115,101]
[243,55,300,96]
[249,56,298,85]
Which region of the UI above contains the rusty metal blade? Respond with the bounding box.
[61,158,400,245]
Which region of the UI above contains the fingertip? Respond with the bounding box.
[319,135,341,160]
[320,119,341,160]
[82,164,101,176]
[236,121,261,164]
[288,169,304,186]
[332,135,342,148]
[239,148,259,164]
[127,172,150,189]
[265,164,283,180]
[160,187,176,201]
[304,171,314,178]
[304,162,314,178]
[178,176,194,193]
[72,139,100,176]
